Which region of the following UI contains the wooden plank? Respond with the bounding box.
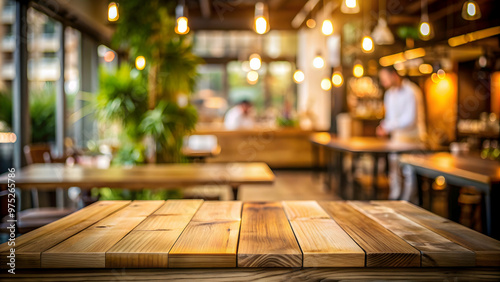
[319,201,420,267]
[168,201,242,268]
[349,201,476,267]
[379,201,500,267]
[282,201,365,267]
[106,200,203,268]
[41,200,164,268]
[0,201,130,268]
[2,267,499,281]
[238,202,302,267]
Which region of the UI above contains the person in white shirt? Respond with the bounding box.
[376,66,426,202]
[224,100,256,130]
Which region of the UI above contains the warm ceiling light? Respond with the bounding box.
[341,0,359,14]
[108,2,119,22]
[306,19,316,29]
[419,21,433,39]
[135,56,146,70]
[431,73,439,83]
[313,56,325,69]
[104,51,115,62]
[419,64,433,74]
[448,26,500,47]
[249,54,262,70]
[175,17,190,34]
[361,36,374,53]
[254,2,270,34]
[175,3,190,35]
[293,70,305,83]
[321,78,332,91]
[353,64,364,78]
[462,0,481,20]
[332,72,343,87]
[419,0,433,40]
[247,71,259,84]
[321,20,334,36]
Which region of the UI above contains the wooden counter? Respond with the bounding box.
[193,128,327,168]
[2,200,499,275]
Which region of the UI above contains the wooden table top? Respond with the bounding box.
[181,145,221,158]
[1,200,499,269]
[310,134,429,154]
[0,162,275,189]
[400,153,500,185]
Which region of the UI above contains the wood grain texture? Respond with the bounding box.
[282,201,365,267]
[0,201,130,268]
[379,201,500,267]
[2,268,499,282]
[349,201,476,267]
[168,201,242,268]
[0,163,274,189]
[106,200,203,268]
[319,201,420,267]
[41,201,164,268]
[238,202,302,267]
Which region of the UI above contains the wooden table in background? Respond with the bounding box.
[310,134,430,199]
[181,145,221,162]
[0,163,275,200]
[400,153,500,238]
[1,200,499,281]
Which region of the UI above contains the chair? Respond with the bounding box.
[0,145,75,234]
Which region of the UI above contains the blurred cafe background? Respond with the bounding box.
[0,0,500,239]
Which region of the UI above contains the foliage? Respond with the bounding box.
[106,0,202,164]
[95,65,148,141]
[277,117,299,128]
[0,90,12,129]
[30,83,56,143]
[140,101,198,162]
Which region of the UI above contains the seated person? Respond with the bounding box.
[224,100,255,130]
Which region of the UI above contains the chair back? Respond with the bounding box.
[24,144,51,164]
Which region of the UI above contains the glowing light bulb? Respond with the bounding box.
[346,0,357,8]
[108,2,119,22]
[135,56,146,70]
[437,69,446,79]
[321,78,332,91]
[104,51,115,62]
[175,17,189,34]
[321,20,333,36]
[467,3,476,16]
[255,16,268,34]
[293,70,305,84]
[313,56,325,69]
[247,71,259,84]
[332,72,343,87]
[353,64,364,78]
[361,36,374,53]
[249,54,262,70]
[418,64,433,74]
[420,22,430,36]
[306,19,316,29]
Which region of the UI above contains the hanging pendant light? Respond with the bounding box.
[293,70,305,84]
[322,20,334,36]
[353,63,364,78]
[361,35,374,53]
[371,0,394,45]
[462,0,481,21]
[108,2,119,22]
[254,2,270,34]
[332,71,343,87]
[175,1,190,34]
[321,78,332,91]
[249,54,262,70]
[313,54,325,69]
[419,0,434,40]
[341,0,360,14]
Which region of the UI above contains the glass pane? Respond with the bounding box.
[0,0,16,173]
[27,7,61,144]
[65,26,80,145]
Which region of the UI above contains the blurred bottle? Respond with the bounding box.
[490,140,500,161]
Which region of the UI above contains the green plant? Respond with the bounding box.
[30,83,56,143]
[140,101,197,163]
[0,90,12,129]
